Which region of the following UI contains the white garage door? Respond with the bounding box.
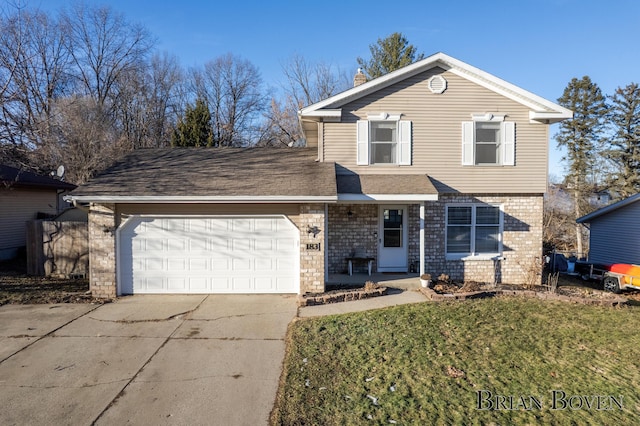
[118,216,299,294]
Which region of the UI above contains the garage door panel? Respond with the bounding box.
[168,277,187,291]
[211,277,231,291]
[119,216,299,294]
[255,277,275,291]
[232,277,251,291]
[189,277,208,291]
[255,258,273,271]
[232,238,250,251]
[189,258,209,271]
[168,258,186,271]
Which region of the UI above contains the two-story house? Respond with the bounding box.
[67,53,572,298]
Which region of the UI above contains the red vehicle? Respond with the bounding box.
[603,264,640,293]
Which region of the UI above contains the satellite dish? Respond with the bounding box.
[56,165,65,178]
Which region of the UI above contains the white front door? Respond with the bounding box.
[378,205,408,272]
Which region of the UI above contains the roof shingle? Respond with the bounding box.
[70,148,336,200]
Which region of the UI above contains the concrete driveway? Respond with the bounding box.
[0,295,298,425]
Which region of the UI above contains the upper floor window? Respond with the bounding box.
[357,114,411,166]
[462,114,515,166]
[370,121,397,164]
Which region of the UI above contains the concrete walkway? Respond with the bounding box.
[298,289,428,317]
[0,295,297,426]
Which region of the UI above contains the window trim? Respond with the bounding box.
[356,115,411,166]
[462,114,515,166]
[445,203,504,260]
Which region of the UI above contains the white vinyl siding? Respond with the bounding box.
[322,70,547,193]
[0,188,58,255]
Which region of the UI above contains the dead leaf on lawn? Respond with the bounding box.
[445,365,466,378]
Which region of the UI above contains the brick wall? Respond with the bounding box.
[88,204,117,298]
[327,204,378,274]
[290,204,326,293]
[423,194,543,285]
[327,204,421,274]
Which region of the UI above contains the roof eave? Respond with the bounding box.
[65,195,338,204]
[298,108,342,121]
[529,111,574,124]
[338,193,438,202]
[576,193,640,223]
[299,52,572,121]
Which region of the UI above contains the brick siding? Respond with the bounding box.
[88,203,117,298]
[328,195,543,285]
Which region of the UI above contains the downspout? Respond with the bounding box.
[419,202,425,276]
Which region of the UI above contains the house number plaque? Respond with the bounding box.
[306,243,321,251]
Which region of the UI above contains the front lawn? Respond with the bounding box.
[272,298,640,425]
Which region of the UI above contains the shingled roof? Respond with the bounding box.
[68,147,337,202]
[337,174,438,195]
[1,164,76,191]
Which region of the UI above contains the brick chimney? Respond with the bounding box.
[353,68,367,87]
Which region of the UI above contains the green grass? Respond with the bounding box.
[272,298,640,425]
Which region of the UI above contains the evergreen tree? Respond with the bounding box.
[607,82,640,198]
[556,76,609,254]
[357,32,424,80]
[171,98,213,147]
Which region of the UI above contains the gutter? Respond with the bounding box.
[64,195,339,204]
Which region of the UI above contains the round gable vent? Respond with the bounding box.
[428,75,447,94]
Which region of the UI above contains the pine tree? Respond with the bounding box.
[556,76,609,254]
[357,32,424,80]
[171,98,213,147]
[607,82,640,198]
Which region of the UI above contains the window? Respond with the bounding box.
[383,208,403,247]
[356,117,411,166]
[370,121,397,164]
[475,121,501,164]
[446,204,502,258]
[462,118,515,166]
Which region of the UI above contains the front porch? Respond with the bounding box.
[327,272,421,291]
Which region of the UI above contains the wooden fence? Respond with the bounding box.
[26,220,89,277]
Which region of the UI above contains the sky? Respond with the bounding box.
[28,0,640,178]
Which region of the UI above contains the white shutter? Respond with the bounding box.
[502,121,515,166]
[398,120,412,165]
[357,120,369,165]
[462,121,474,165]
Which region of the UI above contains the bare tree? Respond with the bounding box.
[543,182,581,253]
[263,54,350,146]
[112,52,183,149]
[61,3,154,109]
[33,96,125,184]
[0,5,71,170]
[190,53,266,146]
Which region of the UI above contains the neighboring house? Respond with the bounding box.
[549,182,612,210]
[67,52,572,298]
[576,193,640,266]
[1,164,76,260]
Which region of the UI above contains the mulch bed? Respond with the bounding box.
[0,258,99,306]
[422,279,628,307]
[299,284,388,306]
